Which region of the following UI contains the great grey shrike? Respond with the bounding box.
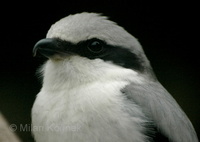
[32,12,198,142]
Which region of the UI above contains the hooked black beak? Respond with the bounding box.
[33,38,67,58]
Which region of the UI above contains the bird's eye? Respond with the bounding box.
[87,40,104,53]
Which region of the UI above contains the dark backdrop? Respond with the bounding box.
[0,1,199,141]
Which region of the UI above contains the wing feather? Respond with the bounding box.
[122,80,198,142]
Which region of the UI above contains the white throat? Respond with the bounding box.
[41,56,143,91]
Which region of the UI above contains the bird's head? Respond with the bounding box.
[33,12,156,86]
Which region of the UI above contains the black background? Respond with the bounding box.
[0,1,199,141]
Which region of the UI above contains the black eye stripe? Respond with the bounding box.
[52,38,144,72]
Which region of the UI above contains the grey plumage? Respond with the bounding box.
[32,12,199,142]
[122,81,198,142]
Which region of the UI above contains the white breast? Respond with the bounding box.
[32,56,149,142]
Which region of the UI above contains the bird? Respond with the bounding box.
[32,12,198,142]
